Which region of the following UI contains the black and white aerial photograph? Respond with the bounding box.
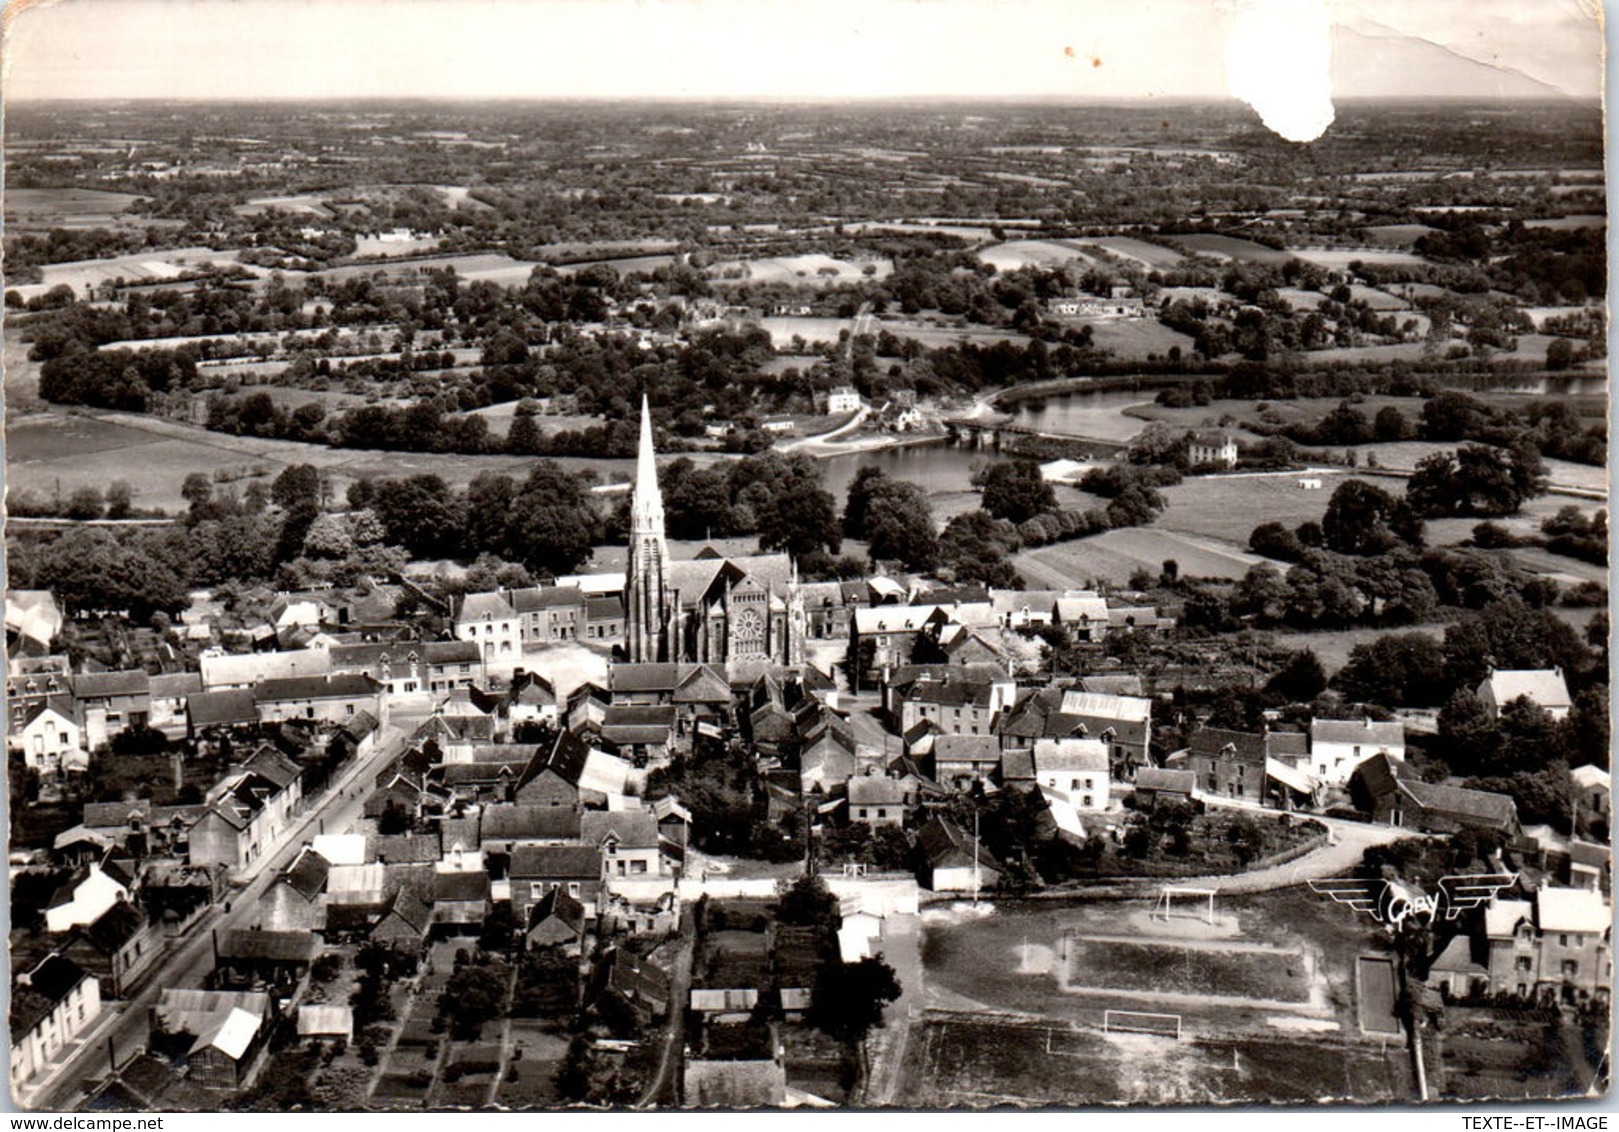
[2,0,1611,1113]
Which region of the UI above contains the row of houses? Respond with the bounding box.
[851,588,1172,688]
[6,650,399,777]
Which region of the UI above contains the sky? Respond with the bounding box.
[0,0,1605,104]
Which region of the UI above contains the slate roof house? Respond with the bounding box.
[510,844,603,921]
[10,955,102,1090]
[1349,754,1520,837]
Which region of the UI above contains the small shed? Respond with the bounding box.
[1131,767,1196,810]
[297,1004,354,1042]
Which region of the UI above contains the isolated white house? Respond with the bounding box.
[1477,668,1573,722]
[827,386,861,414]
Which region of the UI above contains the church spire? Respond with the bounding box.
[626,395,670,663]
[631,394,664,535]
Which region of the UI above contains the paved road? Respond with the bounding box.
[23,715,423,1112]
[782,405,871,454]
[1175,797,1420,894]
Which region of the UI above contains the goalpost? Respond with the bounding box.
[1152,885,1216,925]
[1103,1010,1183,1039]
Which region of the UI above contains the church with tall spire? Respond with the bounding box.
[622,396,805,672]
[626,395,671,663]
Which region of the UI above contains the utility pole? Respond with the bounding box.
[972,808,980,907]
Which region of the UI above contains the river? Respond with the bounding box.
[819,387,1151,498]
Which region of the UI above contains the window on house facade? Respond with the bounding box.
[1562,960,1579,977]
[1516,956,1533,972]
[631,860,647,874]
[1559,934,1570,947]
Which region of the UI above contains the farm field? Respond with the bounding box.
[1080,236,1185,268]
[556,254,676,275]
[249,386,374,412]
[1496,545,1610,588]
[4,187,159,230]
[1522,305,1602,329]
[1291,247,1433,269]
[758,353,822,376]
[1127,393,1424,435]
[311,252,540,286]
[976,239,1101,272]
[1012,525,1274,588]
[532,239,680,260]
[4,329,45,411]
[4,409,634,514]
[233,194,335,218]
[10,246,253,301]
[710,254,890,287]
[1523,215,1605,230]
[352,234,443,257]
[1268,623,1450,676]
[458,402,604,439]
[5,412,279,513]
[1152,471,1352,544]
[98,323,403,355]
[874,320,1032,351]
[756,316,854,348]
[1300,441,1606,495]
[1171,234,1293,265]
[1274,287,1326,312]
[1346,284,1411,310]
[1310,341,1427,363]
[1361,224,1437,245]
[840,220,998,240]
[1081,318,1196,359]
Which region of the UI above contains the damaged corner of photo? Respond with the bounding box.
[1225,0,1336,144]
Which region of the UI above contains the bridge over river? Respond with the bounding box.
[941,416,1129,454]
